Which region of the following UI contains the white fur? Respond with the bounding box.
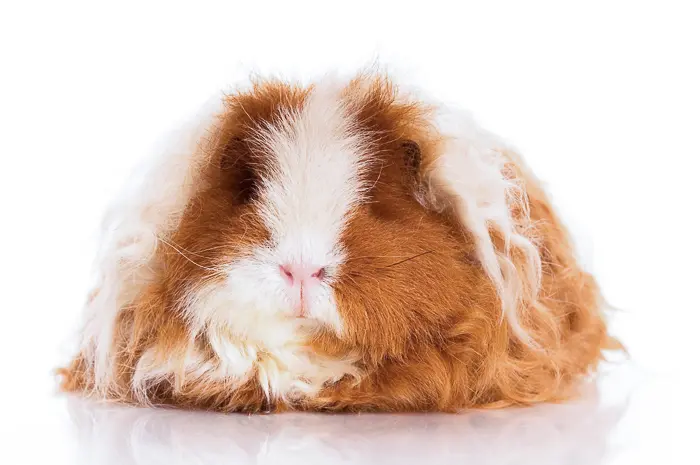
[80,95,225,394]
[130,322,357,404]
[131,345,215,403]
[249,80,369,329]
[426,107,543,346]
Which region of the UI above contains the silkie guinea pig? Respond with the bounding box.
[59,72,619,413]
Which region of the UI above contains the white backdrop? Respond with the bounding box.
[1,1,698,464]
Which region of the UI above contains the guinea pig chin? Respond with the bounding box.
[180,253,344,344]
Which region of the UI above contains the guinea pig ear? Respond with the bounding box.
[400,140,422,181]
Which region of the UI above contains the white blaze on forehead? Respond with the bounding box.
[254,84,369,267]
[173,85,371,398]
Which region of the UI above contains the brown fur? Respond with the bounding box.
[58,75,618,413]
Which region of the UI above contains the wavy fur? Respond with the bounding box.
[59,72,617,412]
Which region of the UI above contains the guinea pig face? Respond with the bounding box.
[168,88,359,340]
[167,81,470,355]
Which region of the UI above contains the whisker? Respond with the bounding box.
[158,236,229,273]
[185,244,237,257]
[382,250,434,268]
[369,161,385,191]
[344,255,412,262]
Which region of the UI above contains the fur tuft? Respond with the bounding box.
[424,108,546,347]
[79,95,226,395]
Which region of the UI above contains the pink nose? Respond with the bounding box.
[279,263,326,285]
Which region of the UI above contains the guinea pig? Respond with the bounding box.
[58,73,619,413]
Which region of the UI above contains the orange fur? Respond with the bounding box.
[58,74,619,413]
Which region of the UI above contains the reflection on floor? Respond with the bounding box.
[64,363,635,465]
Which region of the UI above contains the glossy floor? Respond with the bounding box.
[2,359,690,465]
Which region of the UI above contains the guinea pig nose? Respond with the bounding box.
[279,264,326,285]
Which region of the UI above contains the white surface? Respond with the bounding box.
[1,1,698,464]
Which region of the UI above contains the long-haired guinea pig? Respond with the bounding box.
[58,73,619,413]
